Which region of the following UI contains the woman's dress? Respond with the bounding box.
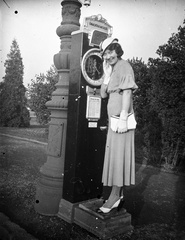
[101,59,138,186]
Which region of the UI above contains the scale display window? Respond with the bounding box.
[81,48,104,86]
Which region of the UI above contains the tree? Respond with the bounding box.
[129,58,162,163]
[148,20,185,166]
[0,39,30,127]
[129,58,151,129]
[28,65,58,124]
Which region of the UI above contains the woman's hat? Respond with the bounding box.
[100,37,118,56]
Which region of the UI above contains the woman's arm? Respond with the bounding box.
[117,89,132,133]
[121,89,132,117]
[100,82,108,98]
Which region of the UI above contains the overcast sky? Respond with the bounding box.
[0,0,185,87]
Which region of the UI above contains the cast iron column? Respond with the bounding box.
[35,0,82,215]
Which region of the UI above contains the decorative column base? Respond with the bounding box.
[35,175,63,216]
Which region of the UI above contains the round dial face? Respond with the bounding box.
[81,48,103,86]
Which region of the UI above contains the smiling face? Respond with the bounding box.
[103,49,118,66]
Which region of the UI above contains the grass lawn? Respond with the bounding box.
[0,126,185,239]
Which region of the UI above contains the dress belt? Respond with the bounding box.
[108,89,123,95]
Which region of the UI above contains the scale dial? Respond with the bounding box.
[81,48,103,86]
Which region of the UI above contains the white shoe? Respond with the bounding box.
[98,199,121,214]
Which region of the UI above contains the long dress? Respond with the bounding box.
[101,59,138,187]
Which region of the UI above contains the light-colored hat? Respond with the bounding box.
[100,37,118,55]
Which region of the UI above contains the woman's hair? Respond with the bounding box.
[105,43,124,58]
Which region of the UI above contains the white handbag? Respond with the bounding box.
[110,113,137,132]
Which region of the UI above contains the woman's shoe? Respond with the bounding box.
[97,198,121,214]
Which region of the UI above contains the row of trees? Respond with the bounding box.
[0,20,185,167]
[131,20,185,166]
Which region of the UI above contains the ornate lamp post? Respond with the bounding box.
[35,0,82,215]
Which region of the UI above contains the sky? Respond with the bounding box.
[0,0,185,87]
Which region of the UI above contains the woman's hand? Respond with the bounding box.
[103,60,112,76]
[116,110,128,133]
[117,118,128,133]
[103,60,112,84]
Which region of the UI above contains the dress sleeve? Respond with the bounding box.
[118,63,138,91]
[119,73,138,91]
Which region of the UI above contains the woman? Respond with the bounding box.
[98,37,138,213]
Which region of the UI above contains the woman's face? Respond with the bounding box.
[103,49,118,66]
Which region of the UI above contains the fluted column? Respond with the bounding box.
[35,0,82,215]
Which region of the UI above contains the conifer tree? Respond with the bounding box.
[0,39,30,127]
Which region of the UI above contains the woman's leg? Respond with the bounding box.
[103,185,122,208]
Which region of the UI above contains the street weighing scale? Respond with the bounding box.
[63,15,112,203]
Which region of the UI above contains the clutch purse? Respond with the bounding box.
[110,113,137,132]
